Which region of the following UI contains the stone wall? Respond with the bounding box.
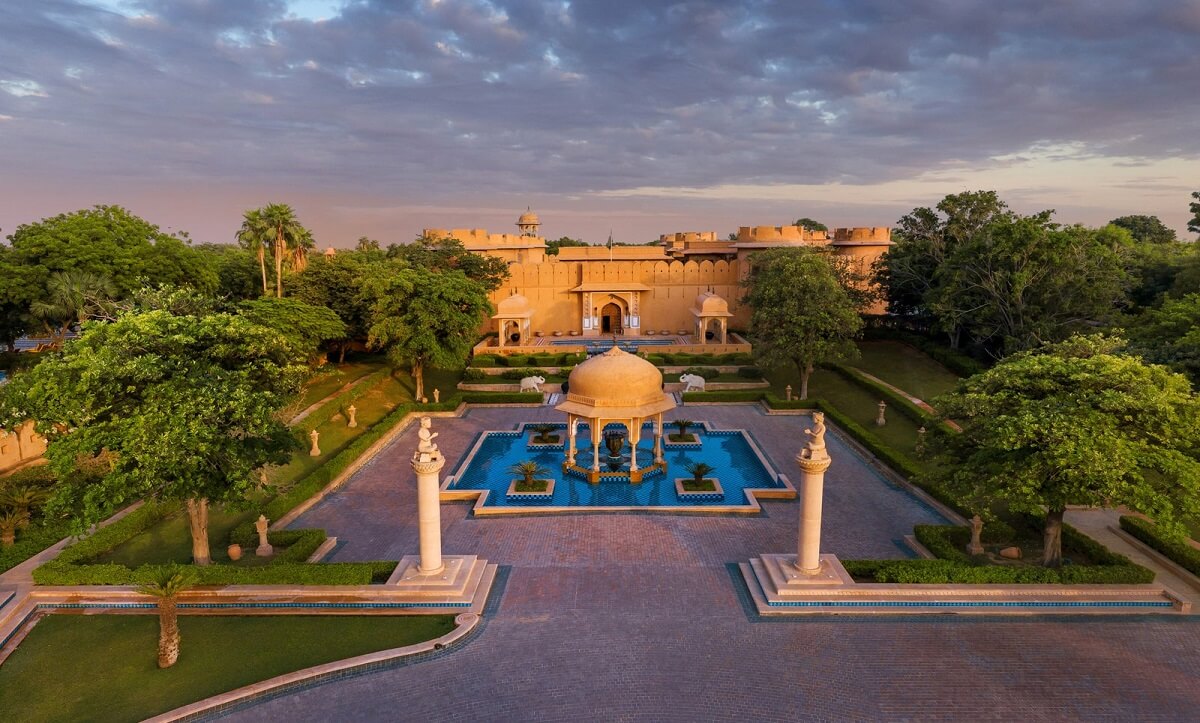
[0,421,47,475]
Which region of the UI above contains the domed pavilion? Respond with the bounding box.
[691,290,733,344]
[492,292,534,347]
[554,345,676,483]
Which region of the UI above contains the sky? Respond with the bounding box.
[0,0,1197,247]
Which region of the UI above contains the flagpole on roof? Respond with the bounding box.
[607,229,613,262]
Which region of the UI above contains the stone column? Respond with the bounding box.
[653,413,664,464]
[411,426,446,575]
[566,415,577,466]
[591,420,602,474]
[795,452,832,575]
[627,419,640,473]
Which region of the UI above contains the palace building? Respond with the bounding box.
[423,209,892,353]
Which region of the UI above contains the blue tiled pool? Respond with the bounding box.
[548,338,678,354]
[446,422,788,510]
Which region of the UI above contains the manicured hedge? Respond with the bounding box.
[459,391,544,404]
[228,524,327,563]
[863,328,987,377]
[1120,515,1200,577]
[736,366,764,379]
[471,355,497,367]
[0,519,72,574]
[34,558,398,586]
[681,390,765,403]
[830,364,934,425]
[846,558,1153,584]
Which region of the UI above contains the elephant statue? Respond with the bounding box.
[679,373,706,392]
[520,375,546,392]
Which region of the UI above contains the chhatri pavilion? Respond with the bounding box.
[553,345,676,483]
[422,209,893,351]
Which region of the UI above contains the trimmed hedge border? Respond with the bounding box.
[863,328,987,377]
[1120,515,1200,577]
[846,522,1153,584]
[830,365,934,425]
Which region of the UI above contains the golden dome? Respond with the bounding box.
[692,291,732,317]
[493,293,533,318]
[517,209,540,226]
[556,345,676,417]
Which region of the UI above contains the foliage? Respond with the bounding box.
[1126,293,1200,385]
[742,247,863,399]
[459,391,542,404]
[296,368,391,432]
[509,460,550,485]
[194,243,262,303]
[929,335,1200,565]
[0,310,308,564]
[672,419,694,437]
[1108,215,1177,245]
[236,203,313,298]
[680,390,765,403]
[793,217,828,232]
[862,328,987,376]
[849,558,1153,584]
[736,366,764,379]
[360,263,493,400]
[28,271,117,344]
[829,365,944,429]
[462,368,487,381]
[238,297,348,365]
[545,236,589,256]
[387,233,510,291]
[682,366,720,380]
[1119,515,1200,577]
[684,461,715,482]
[471,354,497,367]
[1190,191,1200,235]
[285,252,374,361]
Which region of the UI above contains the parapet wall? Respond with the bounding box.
[423,228,545,248]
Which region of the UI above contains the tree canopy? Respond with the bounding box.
[360,263,493,400]
[386,234,509,291]
[285,252,374,362]
[930,335,1200,566]
[0,310,308,564]
[238,296,348,366]
[545,236,588,256]
[742,247,863,399]
[1126,293,1200,385]
[793,217,828,232]
[1108,214,1177,245]
[236,204,313,298]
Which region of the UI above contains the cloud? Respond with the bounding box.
[0,0,1196,240]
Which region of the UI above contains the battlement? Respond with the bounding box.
[831,227,892,244]
[735,225,830,243]
[659,231,719,246]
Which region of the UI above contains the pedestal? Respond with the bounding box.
[795,453,832,574]
[411,451,446,575]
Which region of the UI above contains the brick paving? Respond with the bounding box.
[225,405,1200,722]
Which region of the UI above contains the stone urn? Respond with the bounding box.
[227,543,243,561]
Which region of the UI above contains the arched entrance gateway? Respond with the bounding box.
[554,345,676,483]
[599,302,623,334]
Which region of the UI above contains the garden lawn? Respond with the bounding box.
[851,341,961,402]
[0,614,455,723]
[765,366,926,459]
[293,357,386,411]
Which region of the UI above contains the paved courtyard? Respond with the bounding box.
[229,406,1200,721]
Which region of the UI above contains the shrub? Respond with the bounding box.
[682,366,720,380]
[462,368,487,381]
[830,365,935,427]
[500,367,543,380]
[460,392,543,404]
[502,354,527,367]
[1120,515,1200,576]
[681,390,765,403]
[300,367,392,432]
[33,559,398,586]
[851,558,1153,584]
[736,366,763,379]
[644,354,666,365]
[471,355,497,368]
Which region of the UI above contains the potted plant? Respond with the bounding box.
[509,460,552,493]
[530,424,560,444]
[669,418,697,443]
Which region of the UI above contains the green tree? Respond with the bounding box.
[508,460,549,486]
[355,236,381,252]
[793,217,828,232]
[285,253,373,362]
[937,218,1128,356]
[875,191,1014,344]
[931,335,1200,566]
[29,271,117,346]
[742,247,863,399]
[1109,215,1177,245]
[1126,294,1200,385]
[0,245,32,351]
[387,234,509,291]
[544,236,589,256]
[7,205,215,309]
[238,297,347,366]
[136,564,195,669]
[196,243,262,302]
[0,310,307,565]
[360,264,493,400]
[1189,191,1200,235]
[237,204,313,298]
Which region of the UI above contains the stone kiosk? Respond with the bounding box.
[387,417,495,606]
[554,345,676,483]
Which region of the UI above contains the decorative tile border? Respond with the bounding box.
[506,479,555,501]
[675,477,724,501]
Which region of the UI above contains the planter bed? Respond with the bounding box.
[674,477,724,501]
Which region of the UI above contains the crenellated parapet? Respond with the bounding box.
[831,227,892,245]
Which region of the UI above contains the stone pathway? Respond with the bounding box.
[222,406,1200,721]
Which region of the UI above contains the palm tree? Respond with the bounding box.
[237,204,312,298]
[0,509,28,547]
[530,424,557,443]
[235,208,271,295]
[0,485,49,524]
[30,271,116,345]
[509,460,550,488]
[684,461,715,484]
[672,419,694,439]
[136,565,195,669]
